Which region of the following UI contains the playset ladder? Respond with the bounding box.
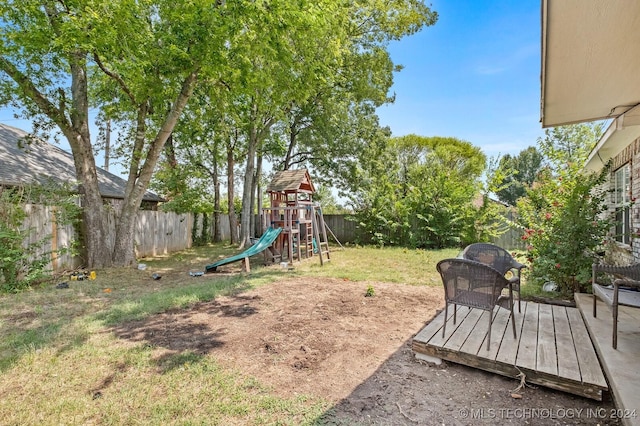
[303,220,314,258]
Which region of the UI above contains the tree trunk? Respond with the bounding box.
[67,53,112,268]
[111,70,199,267]
[249,153,261,239]
[283,120,298,171]
[239,126,257,248]
[254,151,263,236]
[111,102,150,267]
[0,52,114,268]
[165,133,178,167]
[226,135,238,244]
[240,100,277,246]
[104,119,111,171]
[213,156,222,243]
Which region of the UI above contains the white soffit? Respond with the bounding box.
[541,0,640,128]
[584,111,640,173]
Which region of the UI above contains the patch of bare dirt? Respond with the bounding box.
[112,277,620,425]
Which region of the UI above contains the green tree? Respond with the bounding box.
[150,90,228,242]
[400,135,486,248]
[0,0,240,267]
[232,1,437,247]
[312,185,350,215]
[350,131,403,246]
[538,123,602,166]
[136,1,436,252]
[352,134,487,248]
[273,2,437,189]
[516,123,609,295]
[494,147,544,206]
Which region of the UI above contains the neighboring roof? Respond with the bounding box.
[0,123,163,202]
[266,169,316,193]
[540,0,640,127]
[472,193,508,209]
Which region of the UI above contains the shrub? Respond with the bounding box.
[0,184,80,292]
[516,167,610,295]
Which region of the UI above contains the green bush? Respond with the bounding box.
[0,184,80,292]
[516,167,610,295]
[352,135,493,249]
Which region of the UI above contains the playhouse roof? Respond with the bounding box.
[266,169,316,194]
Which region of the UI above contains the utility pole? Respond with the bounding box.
[103,119,111,171]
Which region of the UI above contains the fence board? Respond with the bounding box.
[323,214,357,245]
[134,210,192,258]
[22,204,194,270]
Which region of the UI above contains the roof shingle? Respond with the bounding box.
[0,123,163,202]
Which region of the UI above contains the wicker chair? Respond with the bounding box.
[437,258,517,351]
[592,262,640,349]
[462,243,526,312]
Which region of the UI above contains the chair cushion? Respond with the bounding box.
[593,284,640,308]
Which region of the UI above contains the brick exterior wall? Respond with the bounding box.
[605,137,640,264]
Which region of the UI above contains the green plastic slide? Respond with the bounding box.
[205,227,283,272]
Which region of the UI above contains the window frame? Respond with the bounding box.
[613,164,631,245]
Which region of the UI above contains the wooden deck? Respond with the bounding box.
[576,293,640,426]
[412,301,608,400]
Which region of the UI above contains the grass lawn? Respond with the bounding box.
[0,244,459,425]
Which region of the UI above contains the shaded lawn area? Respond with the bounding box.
[0,245,458,425]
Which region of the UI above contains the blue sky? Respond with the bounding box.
[377,0,543,159]
[1,0,544,164]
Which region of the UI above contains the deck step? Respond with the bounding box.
[576,293,640,425]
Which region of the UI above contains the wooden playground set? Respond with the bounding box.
[205,169,331,273]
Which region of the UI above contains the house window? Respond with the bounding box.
[613,164,631,244]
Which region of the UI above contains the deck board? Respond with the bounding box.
[516,302,538,371]
[495,303,526,366]
[566,307,607,389]
[413,300,607,400]
[459,310,491,355]
[428,304,471,347]
[552,304,581,382]
[442,307,483,352]
[537,303,558,376]
[482,307,512,359]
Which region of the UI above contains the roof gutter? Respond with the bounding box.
[540,0,549,127]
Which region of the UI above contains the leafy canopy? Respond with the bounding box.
[352,134,490,248]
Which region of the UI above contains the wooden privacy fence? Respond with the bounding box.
[22,205,523,272]
[312,213,525,250]
[322,214,358,245]
[193,214,236,243]
[22,204,77,272]
[21,204,194,271]
[133,210,194,257]
[204,212,524,249]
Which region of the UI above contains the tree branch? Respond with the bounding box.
[0,57,70,131]
[93,53,138,105]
